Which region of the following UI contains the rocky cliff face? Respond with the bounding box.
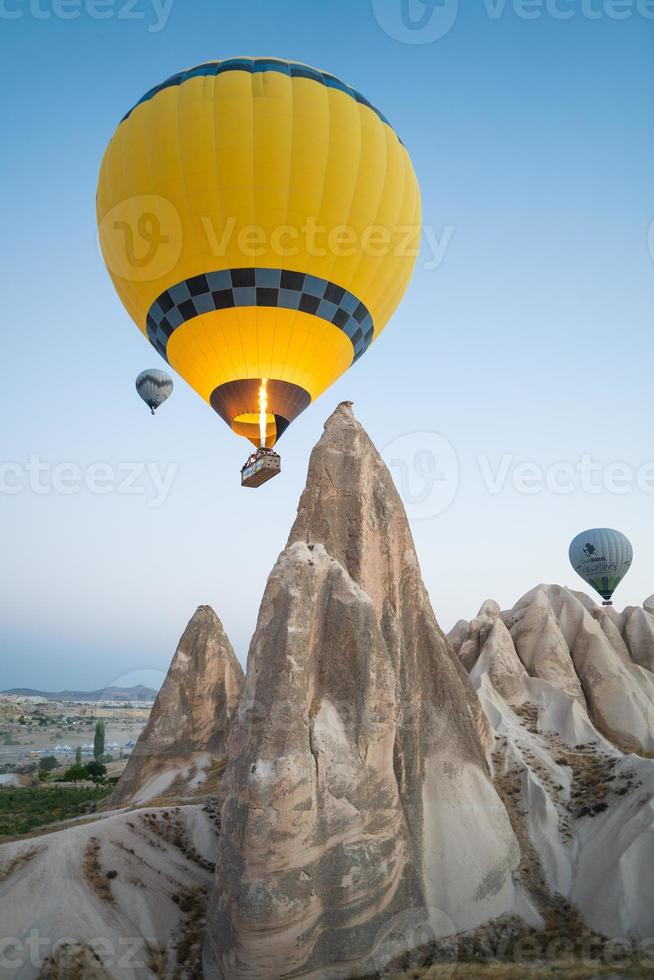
[453,585,654,756]
[111,606,244,805]
[203,403,530,980]
[2,407,654,979]
[451,585,654,942]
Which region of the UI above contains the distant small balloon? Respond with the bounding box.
[135,369,173,415]
[569,528,633,605]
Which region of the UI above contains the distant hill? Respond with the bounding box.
[1,685,158,702]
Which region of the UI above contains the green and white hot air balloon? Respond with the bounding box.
[569,528,633,605]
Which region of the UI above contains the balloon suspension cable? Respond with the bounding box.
[258,378,268,449]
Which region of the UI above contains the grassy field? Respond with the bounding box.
[0,785,110,840]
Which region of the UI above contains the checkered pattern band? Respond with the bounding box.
[146,269,375,363]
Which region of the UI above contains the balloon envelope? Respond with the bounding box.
[568,528,633,602]
[136,369,173,413]
[97,58,421,447]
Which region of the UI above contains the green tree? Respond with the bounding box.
[93,720,105,761]
[75,747,82,765]
[85,761,107,785]
[39,756,58,773]
[62,764,87,785]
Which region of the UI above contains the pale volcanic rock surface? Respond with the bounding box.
[111,606,244,806]
[621,603,654,672]
[203,403,526,980]
[0,803,219,980]
[451,585,654,943]
[4,407,654,979]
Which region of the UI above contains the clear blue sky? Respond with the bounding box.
[2,0,653,690]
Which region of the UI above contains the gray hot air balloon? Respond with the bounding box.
[569,528,633,605]
[135,369,173,415]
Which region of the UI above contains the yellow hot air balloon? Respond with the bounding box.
[97,57,421,473]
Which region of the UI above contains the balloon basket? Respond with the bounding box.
[241,448,281,488]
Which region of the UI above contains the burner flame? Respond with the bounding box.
[258,378,268,448]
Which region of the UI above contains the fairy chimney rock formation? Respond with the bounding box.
[111,605,244,805]
[457,585,654,941]
[204,402,524,980]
